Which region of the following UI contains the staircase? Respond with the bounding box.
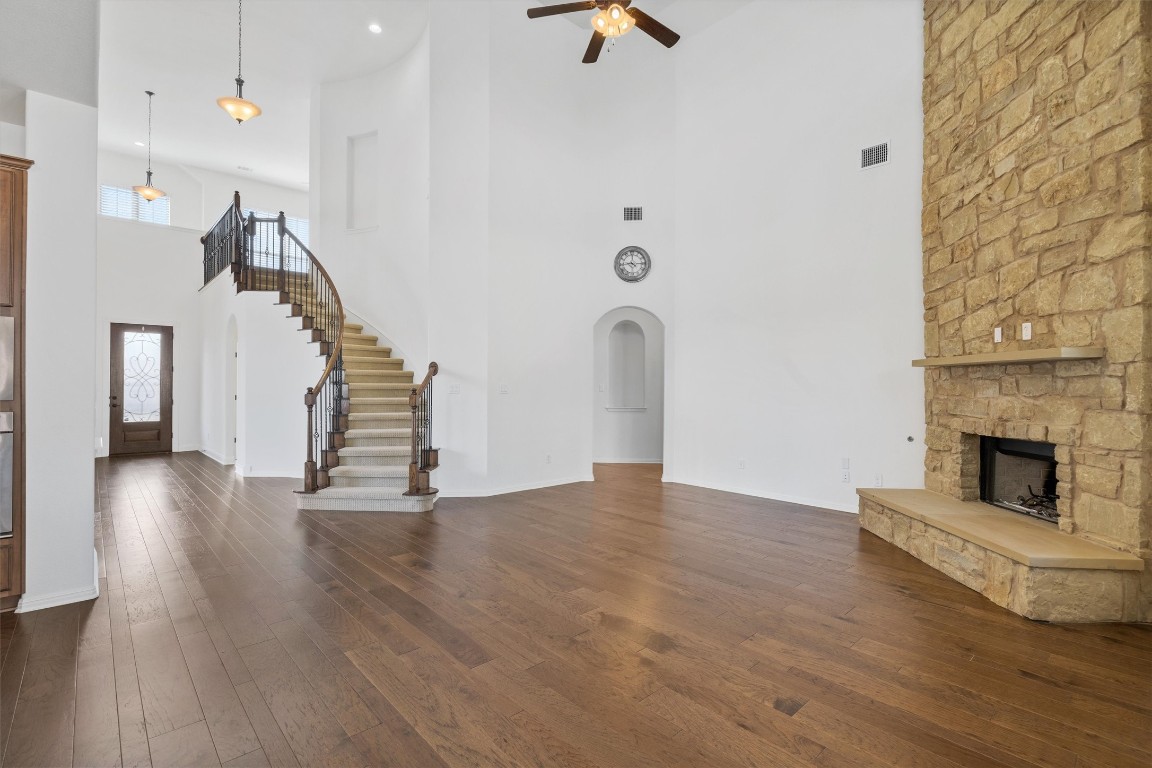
[298,322,436,513]
[202,193,439,513]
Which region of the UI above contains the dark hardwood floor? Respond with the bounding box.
[1,454,1150,767]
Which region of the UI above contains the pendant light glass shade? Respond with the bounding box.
[220,0,260,123]
[217,78,262,123]
[133,91,165,201]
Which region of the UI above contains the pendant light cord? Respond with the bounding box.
[237,0,244,79]
[145,90,154,174]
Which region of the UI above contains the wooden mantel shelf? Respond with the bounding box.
[912,346,1105,368]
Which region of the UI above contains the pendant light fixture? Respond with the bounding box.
[132,90,165,202]
[217,0,261,123]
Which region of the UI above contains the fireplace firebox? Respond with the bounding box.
[979,437,1059,523]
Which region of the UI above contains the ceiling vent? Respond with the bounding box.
[861,142,889,169]
[624,206,643,221]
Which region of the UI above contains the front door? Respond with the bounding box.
[109,323,172,455]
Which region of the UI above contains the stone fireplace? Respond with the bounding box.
[859,1,1151,622]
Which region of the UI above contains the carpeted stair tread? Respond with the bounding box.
[329,465,408,477]
[339,446,410,456]
[345,429,411,438]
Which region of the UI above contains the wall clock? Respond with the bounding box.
[614,246,651,283]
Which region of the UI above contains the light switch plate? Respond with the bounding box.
[994,326,1002,343]
[1022,322,1032,341]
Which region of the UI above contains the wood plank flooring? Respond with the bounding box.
[1,454,1150,767]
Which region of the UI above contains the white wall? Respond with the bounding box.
[670,0,925,512]
[97,150,310,232]
[311,31,431,368]
[98,150,203,229]
[594,307,665,463]
[95,217,204,457]
[482,0,677,493]
[199,275,324,478]
[22,91,99,611]
[0,121,26,157]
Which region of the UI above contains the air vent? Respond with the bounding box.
[624,206,643,221]
[861,142,889,169]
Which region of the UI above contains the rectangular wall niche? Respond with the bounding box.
[346,131,379,230]
[979,437,1058,524]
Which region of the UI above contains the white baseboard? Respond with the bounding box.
[200,449,232,466]
[438,475,595,498]
[17,549,100,612]
[592,458,663,464]
[238,467,303,479]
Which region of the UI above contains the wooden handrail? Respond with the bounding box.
[284,227,346,396]
[411,362,439,402]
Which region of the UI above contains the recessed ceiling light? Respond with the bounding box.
[134,141,145,147]
[368,23,382,34]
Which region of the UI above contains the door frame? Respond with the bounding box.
[109,323,173,455]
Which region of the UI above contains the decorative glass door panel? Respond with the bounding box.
[110,324,172,455]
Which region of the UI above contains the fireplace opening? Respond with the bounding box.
[979,437,1059,523]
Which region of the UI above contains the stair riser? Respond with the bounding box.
[342,348,393,358]
[344,373,411,384]
[330,475,408,488]
[339,455,409,467]
[349,387,416,397]
[345,436,411,448]
[347,419,410,431]
[349,402,409,414]
[344,364,405,375]
[297,494,434,513]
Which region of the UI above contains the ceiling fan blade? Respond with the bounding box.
[583,32,606,64]
[628,7,681,48]
[527,1,598,19]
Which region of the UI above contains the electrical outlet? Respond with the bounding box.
[545,454,552,465]
[874,473,884,487]
[994,326,1002,343]
[499,384,509,394]
[841,470,851,484]
[1021,322,1032,341]
[448,384,460,395]
[737,459,747,470]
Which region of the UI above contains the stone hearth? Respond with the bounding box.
[861,1,1151,622]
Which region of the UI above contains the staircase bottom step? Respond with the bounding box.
[297,487,436,513]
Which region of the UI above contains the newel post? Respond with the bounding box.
[304,387,317,493]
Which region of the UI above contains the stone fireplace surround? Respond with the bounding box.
[860,1,1151,623]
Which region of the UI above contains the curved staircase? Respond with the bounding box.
[202,194,439,513]
[299,323,436,513]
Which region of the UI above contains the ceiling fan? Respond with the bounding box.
[527,1,681,64]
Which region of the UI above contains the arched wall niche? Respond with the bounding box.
[593,307,665,464]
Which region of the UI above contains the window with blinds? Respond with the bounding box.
[99,185,171,225]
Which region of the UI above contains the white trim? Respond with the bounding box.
[17,549,100,612]
[199,448,231,466]
[438,475,595,498]
[604,407,647,412]
[237,467,303,479]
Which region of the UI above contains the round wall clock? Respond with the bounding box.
[614,246,651,283]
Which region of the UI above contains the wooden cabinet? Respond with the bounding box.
[0,154,31,611]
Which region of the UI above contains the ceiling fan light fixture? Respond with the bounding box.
[219,0,260,124]
[591,4,635,38]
